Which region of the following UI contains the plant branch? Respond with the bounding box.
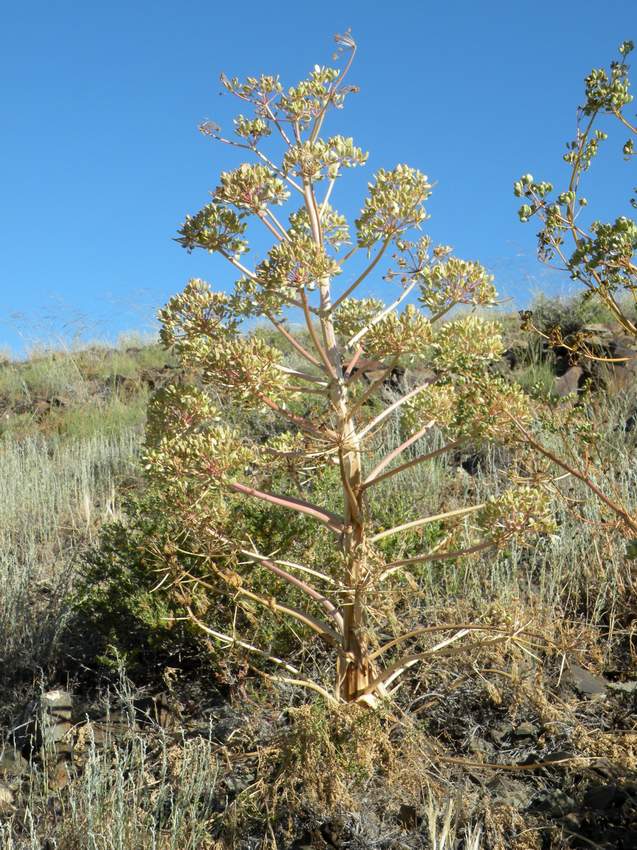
[380,539,495,580]
[309,35,357,144]
[276,365,328,385]
[508,415,637,534]
[613,108,637,135]
[362,421,437,486]
[363,629,473,694]
[256,392,337,441]
[371,503,485,543]
[344,345,364,377]
[181,564,343,649]
[370,622,540,660]
[185,609,302,673]
[347,280,417,348]
[250,667,340,705]
[264,313,322,369]
[228,481,345,534]
[348,356,400,417]
[363,439,460,490]
[238,548,344,631]
[357,379,437,441]
[258,210,286,242]
[300,289,338,378]
[219,250,259,282]
[264,102,293,147]
[330,237,392,312]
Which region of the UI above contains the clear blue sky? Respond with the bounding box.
[1,0,635,353]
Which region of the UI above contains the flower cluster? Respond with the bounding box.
[255,234,341,294]
[145,385,221,450]
[233,115,271,143]
[431,316,504,372]
[277,66,355,125]
[476,487,556,545]
[158,280,288,406]
[176,203,248,258]
[333,298,384,341]
[383,236,435,286]
[401,384,457,433]
[220,73,283,110]
[362,305,432,362]
[289,205,351,249]
[356,166,432,248]
[570,217,637,292]
[401,374,531,444]
[583,43,633,115]
[144,384,255,495]
[419,258,497,313]
[447,375,532,443]
[514,42,636,330]
[183,334,290,408]
[215,163,289,212]
[158,279,238,352]
[283,137,367,182]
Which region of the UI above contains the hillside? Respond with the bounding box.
[1,301,636,849]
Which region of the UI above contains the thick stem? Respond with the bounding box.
[300,175,374,702]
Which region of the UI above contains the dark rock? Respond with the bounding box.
[107,374,138,395]
[135,693,182,731]
[536,750,574,765]
[223,771,255,795]
[460,452,485,476]
[581,323,616,344]
[404,366,437,390]
[501,348,517,369]
[40,689,73,755]
[530,788,576,817]
[583,783,626,811]
[468,735,493,756]
[11,689,74,791]
[488,777,533,809]
[212,716,244,743]
[397,803,420,829]
[141,367,177,391]
[31,398,52,418]
[0,747,28,782]
[82,711,137,748]
[14,688,73,758]
[565,662,608,698]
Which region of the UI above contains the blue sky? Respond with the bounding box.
[1,0,635,353]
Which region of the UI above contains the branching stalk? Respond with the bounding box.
[371,504,485,543]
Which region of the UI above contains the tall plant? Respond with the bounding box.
[146,33,552,704]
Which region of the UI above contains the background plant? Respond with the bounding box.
[515,39,636,337]
[513,38,637,543]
